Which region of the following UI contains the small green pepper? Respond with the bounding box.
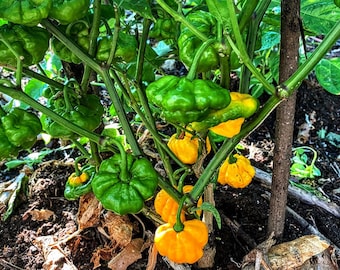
[64,166,95,200]
[1,108,42,149]
[96,32,137,63]
[0,24,50,67]
[0,125,19,159]
[149,18,177,40]
[0,0,52,26]
[51,21,90,64]
[41,94,103,139]
[178,10,219,73]
[146,75,231,124]
[49,0,91,24]
[92,140,159,215]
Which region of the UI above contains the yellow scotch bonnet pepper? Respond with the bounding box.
[154,219,208,264]
[218,154,255,188]
[167,131,211,164]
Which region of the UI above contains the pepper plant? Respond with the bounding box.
[0,0,339,266]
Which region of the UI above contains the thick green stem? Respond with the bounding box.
[186,39,216,80]
[81,0,101,91]
[156,0,209,42]
[106,5,121,66]
[109,138,129,182]
[239,0,272,93]
[173,195,187,232]
[283,21,340,93]
[0,84,101,143]
[101,70,142,155]
[238,0,260,33]
[225,0,276,95]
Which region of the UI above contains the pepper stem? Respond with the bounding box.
[228,153,237,164]
[186,38,216,81]
[107,138,129,182]
[173,195,187,232]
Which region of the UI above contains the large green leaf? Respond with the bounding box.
[301,0,340,35]
[114,0,153,20]
[315,58,340,95]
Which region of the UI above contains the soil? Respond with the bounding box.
[0,79,339,270]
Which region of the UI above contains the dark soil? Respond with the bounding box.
[0,80,339,270]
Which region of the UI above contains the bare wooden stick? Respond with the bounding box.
[254,167,340,218]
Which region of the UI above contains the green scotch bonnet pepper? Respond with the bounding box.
[146,75,231,125]
[0,108,42,159]
[92,153,159,215]
[0,24,50,67]
[178,10,220,73]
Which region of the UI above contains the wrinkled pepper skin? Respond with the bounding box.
[178,10,219,73]
[146,75,231,124]
[149,18,177,40]
[49,0,91,24]
[0,126,19,159]
[64,166,95,200]
[1,108,42,149]
[167,132,211,164]
[51,21,90,64]
[0,0,52,26]
[96,32,137,63]
[91,154,159,215]
[41,94,103,139]
[154,185,202,224]
[0,24,50,67]
[191,92,259,132]
[154,219,208,264]
[217,154,255,188]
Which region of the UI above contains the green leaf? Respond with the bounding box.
[24,79,48,99]
[257,31,280,51]
[301,0,340,35]
[315,58,340,95]
[206,0,231,31]
[197,202,222,229]
[113,0,153,19]
[325,132,340,148]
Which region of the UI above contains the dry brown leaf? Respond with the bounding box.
[77,192,102,230]
[102,212,133,248]
[91,245,115,269]
[146,243,158,270]
[23,209,55,221]
[268,235,330,269]
[33,235,77,270]
[107,238,144,270]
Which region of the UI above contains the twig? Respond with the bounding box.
[0,259,25,270]
[254,167,340,218]
[222,213,257,250]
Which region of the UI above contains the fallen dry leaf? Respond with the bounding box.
[107,238,144,270]
[91,244,114,269]
[77,192,102,230]
[268,235,330,269]
[101,211,133,248]
[23,209,55,221]
[33,235,77,270]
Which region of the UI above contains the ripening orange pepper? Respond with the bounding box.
[154,219,208,264]
[154,185,202,224]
